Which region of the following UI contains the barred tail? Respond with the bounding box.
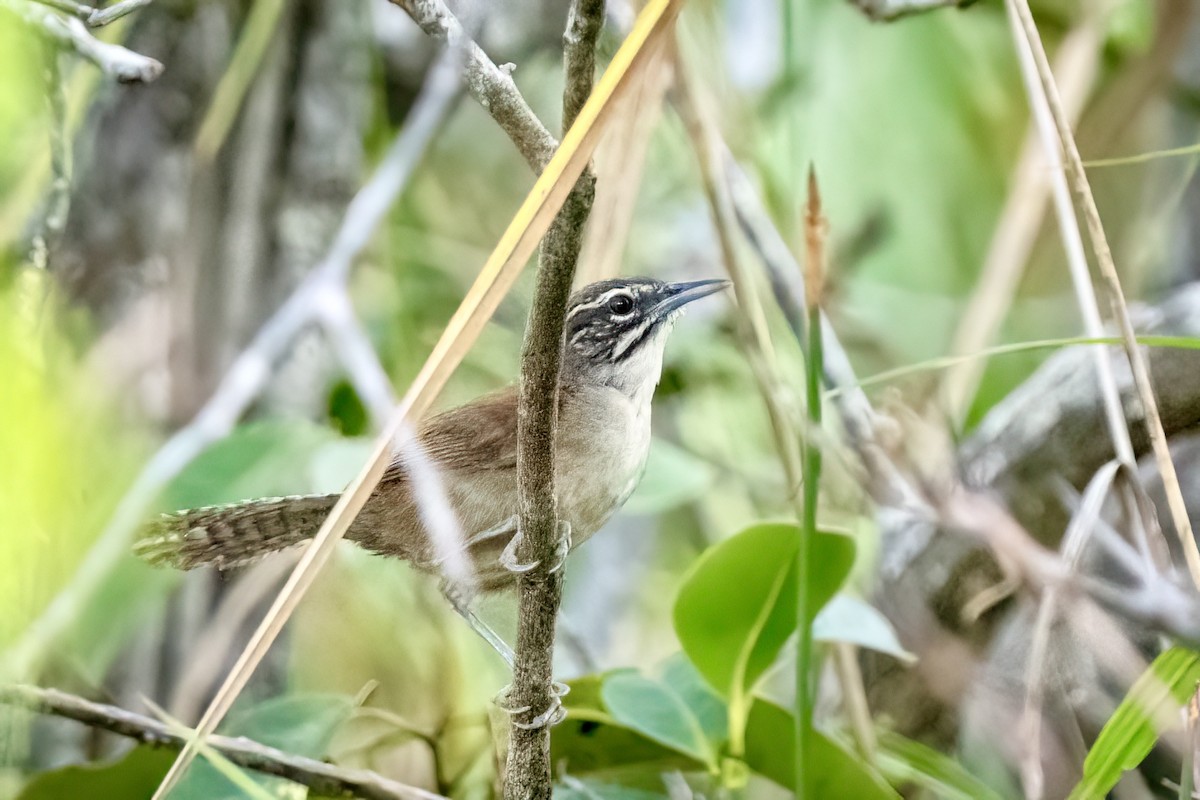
[134,494,340,570]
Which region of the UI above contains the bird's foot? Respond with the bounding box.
[494,680,571,729]
[549,521,571,574]
[498,520,572,575]
[499,528,539,573]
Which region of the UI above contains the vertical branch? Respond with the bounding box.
[504,0,603,795]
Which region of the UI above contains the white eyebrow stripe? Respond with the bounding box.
[567,288,630,319]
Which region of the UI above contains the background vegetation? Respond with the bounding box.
[3,0,1200,798]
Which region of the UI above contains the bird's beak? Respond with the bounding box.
[655,278,731,317]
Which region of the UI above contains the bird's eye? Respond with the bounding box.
[608,293,634,315]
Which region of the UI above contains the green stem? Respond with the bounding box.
[796,299,823,799]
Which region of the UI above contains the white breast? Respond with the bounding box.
[555,386,652,544]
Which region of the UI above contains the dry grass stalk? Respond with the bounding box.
[1006,0,1200,588]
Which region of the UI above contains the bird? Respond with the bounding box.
[135,277,729,599]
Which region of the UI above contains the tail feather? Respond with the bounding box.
[135,494,339,569]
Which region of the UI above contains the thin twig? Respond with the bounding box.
[85,0,153,27]
[390,0,558,173]
[0,684,445,800]
[27,0,154,26]
[849,0,962,21]
[1007,0,1200,588]
[504,0,603,795]
[15,0,163,83]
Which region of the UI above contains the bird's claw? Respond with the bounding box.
[548,521,572,575]
[499,530,539,573]
[498,521,573,575]
[494,681,570,729]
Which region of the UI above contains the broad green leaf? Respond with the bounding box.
[602,673,715,767]
[555,778,668,800]
[660,654,728,746]
[673,523,855,702]
[813,594,916,664]
[1069,647,1200,800]
[624,439,715,515]
[16,746,176,800]
[555,674,702,776]
[875,730,1006,800]
[744,699,898,799]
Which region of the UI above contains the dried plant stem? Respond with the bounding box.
[1007,0,1200,588]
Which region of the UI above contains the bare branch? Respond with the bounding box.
[85,0,153,27]
[16,2,163,83]
[504,0,604,795]
[562,0,605,130]
[26,0,154,26]
[0,684,444,800]
[849,0,963,21]
[389,0,558,173]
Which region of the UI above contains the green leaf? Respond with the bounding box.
[673,523,855,702]
[660,654,728,746]
[602,673,715,767]
[875,730,1006,800]
[744,699,898,799]
[813,594,916,664]
[1069,647,1200,800]
[174,693,355,800]
[555,674,702,776]
[624,439,715,515]
[555,778,668,800]
[16,746,176,800]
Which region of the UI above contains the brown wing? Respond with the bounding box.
[382,387,519,482]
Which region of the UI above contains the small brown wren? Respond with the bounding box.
[136,277,729,594]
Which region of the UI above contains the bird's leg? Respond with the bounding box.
[431,515,518,567]
[439,575,571,727]
[440,579,515,667]
[493,519,573,729]
[499,519,572,575]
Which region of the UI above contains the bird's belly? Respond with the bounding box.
[555,392,650,544]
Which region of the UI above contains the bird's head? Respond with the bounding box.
[562,277,729,398]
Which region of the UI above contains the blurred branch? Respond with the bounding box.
[27,0,154,26]
[849,0,964,21]
[504,0,603,793]
[389,0,558,173]
[12,0,163,82]
[5,45,460,679]
[0,685,445,800]
[147,50,466,798]
[1007,0,1200,588]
